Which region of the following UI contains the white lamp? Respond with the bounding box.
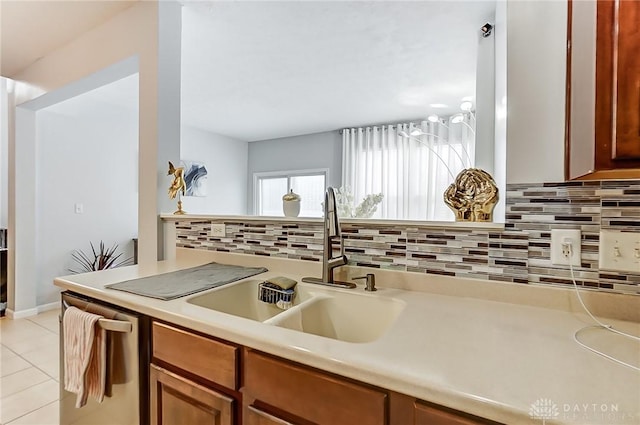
[451,113,464,124]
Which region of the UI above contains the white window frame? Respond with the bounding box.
[253,168,329,216]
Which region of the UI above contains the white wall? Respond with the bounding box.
[505,0,568,184]
[180,126,248,215]
[0,79,8,228]
[475,18,496,175]
[493,0,507,223]
[247,131,342,213]
[569,0,597,179]
[7,1,181,315]
[35,98,138,305]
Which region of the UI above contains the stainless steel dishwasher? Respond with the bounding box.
[60,292,149,425]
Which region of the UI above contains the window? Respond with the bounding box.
[342,119,474,221]
[254,170,327,217]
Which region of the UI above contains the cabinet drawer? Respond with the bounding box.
[244,350,387,425]
[152,322,238,390]
[414,401,501,425]
[244,406,294,425]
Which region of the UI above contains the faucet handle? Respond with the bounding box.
[353,273,377,292]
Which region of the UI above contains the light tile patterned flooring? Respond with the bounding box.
[0,310,60,425]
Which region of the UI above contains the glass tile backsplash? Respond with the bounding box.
[174,181,640,295]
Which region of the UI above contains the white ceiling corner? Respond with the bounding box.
[1,0,138,77]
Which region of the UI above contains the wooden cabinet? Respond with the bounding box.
[152,321,239,390]
[413,401,499,425]
[243,349,387,425]
[594,0,640,172]
[390,393,501,425]
[244,406,294,425]
[151,321,240,425]
[568,0,640,179]
[150,365,234,425]
[150,321,502,425]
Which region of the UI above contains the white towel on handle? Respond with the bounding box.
[63,306,107,408]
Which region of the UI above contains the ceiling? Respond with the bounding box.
[180,1,495,141]
[1,0,495,143]
[0,0,137,77]
[43,73,138,119]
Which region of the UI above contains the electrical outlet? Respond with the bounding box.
[211,223,226,237]
[551,229,581,266]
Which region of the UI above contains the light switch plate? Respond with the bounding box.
[211,223,226,237]
[599,230,640,273]
[551,229,581,266]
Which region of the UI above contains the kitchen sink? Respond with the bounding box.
[188,279,405,343]
[267,291,406,343]
[187,279,313,321]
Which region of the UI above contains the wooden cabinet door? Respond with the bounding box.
[612,1,640,159]
[594,0,640,171]
[150,364,234,425]
[390,393,502,425]
[244,406,295,425]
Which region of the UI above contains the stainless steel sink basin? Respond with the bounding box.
[187,279,313,321]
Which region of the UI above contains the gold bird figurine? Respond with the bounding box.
[168,161,186,199]
[168,161,187,214]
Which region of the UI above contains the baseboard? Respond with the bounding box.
[6,307,38,319]
[5,301,60,319]
[37,301,60,313]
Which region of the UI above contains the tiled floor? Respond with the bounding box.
[0,310,60,425]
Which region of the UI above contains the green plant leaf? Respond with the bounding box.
[70,240,133,274]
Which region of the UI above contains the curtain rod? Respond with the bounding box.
[338,112,472,134]
[339,123,418,134]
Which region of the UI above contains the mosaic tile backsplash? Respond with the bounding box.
[175,181,640,295]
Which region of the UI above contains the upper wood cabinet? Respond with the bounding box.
[594,0,640,169]
[567,0,640,179]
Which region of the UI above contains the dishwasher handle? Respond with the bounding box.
[62,299,133,333]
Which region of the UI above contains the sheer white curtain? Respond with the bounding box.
[342,115,474,221]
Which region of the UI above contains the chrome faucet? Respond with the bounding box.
[302,187,356,289]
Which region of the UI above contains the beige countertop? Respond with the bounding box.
[54,250,640,425]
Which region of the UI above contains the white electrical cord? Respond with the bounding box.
[565,241,640,372]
